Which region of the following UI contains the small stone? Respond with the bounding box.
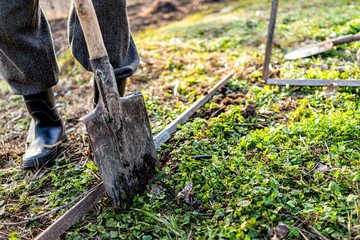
[275,222,289,239]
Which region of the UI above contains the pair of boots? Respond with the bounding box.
[22,78,127,169]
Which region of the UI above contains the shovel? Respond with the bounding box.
[74,0,159,207]
[284,33,360,60]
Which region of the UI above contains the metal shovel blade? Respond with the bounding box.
[284,41,333,60]
[80,58,158,207]
[284,33,360,60]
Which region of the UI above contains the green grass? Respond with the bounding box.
[1,0,360,239]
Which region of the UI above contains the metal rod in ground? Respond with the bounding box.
[153,72,233,148]
[267,79,360,87]
[262,0,279,83]
[191,155,213,160]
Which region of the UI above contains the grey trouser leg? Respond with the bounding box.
[0,0,59,96]
[0,0,140,96]
[68,0,140,80]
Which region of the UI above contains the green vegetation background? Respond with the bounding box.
[1,0,360,239]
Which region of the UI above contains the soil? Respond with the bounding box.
[192,86,248,120]
[274,97,298,113]
[240,104,257,119]
[130,0,230,31]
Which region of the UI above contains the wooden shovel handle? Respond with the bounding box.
[73,0,107,59]
[332,33,360,45]
[354,33,360,41]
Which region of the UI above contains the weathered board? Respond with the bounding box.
[34,184,106,240]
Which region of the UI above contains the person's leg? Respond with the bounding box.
[0,0,65,168]
[22,88,66,169]
[0,0,59,95]
[68,0,140,104]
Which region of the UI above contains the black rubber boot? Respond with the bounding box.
[93,77,127,108]
[23,88,66,169]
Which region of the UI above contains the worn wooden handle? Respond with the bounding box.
[352,33,360,42]
[73,0,107,59]
[332,33,360,45]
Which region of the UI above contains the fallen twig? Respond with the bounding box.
[0,231,10,238]
[299,136,314,154]
[298,228,310,240]
[308,225,329,240]
[325,141,332,168]
[4,108,24,128]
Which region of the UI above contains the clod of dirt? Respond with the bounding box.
[241,104,257,119]
[148,0,180,14]
[222,93,244,105]
[197,0,221,3]
[268,69,280,79]
[177,182,194,204]
[268,222,289,240]
[311,63,330,70]
[312,162,329,174]
[217,86,228,95]
[274,97,297,113]
[149,185,164,198]
[192,107,223,119]
[219,6,234,14]
[322,83,338,99]
[215,87,245,106]
[193,86,246,120]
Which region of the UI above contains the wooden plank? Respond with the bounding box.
[267,79,360,87]
[34,183,106,240]
[262,0,279,82]
[153,73,233,148]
